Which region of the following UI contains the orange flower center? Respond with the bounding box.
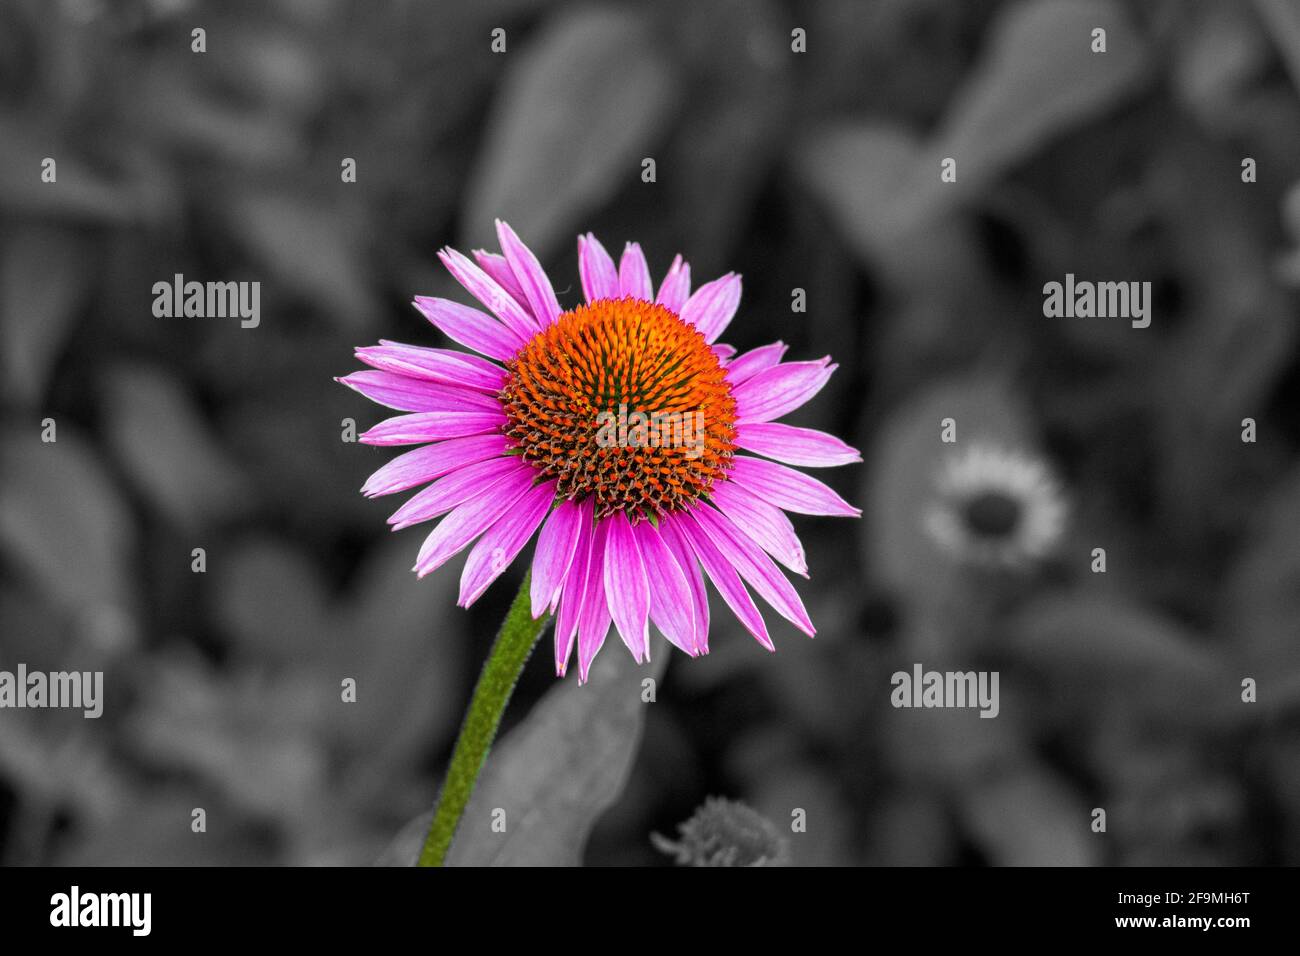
[501,297,737,520]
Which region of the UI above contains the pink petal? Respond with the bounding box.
[655,254,691,312]
[553,498,595,676]
[709,479,808,575]
[530,498,583,618]
[681,273,742,343]
[437,247,539,340]
[687,505,815,637]
[712,344,737,361]
[603,512,651,663]
[357,342,507,393]
[471,250,527,305]
[337,371,500,413]
[413,296,525,363]
[576,519,613,682]
[496,220,561,327]
[413,467,536,577]
[656,513,711,655]
[730,455,861,517]
[578,233,619,302]
[671,511,772,651]
[361,434,510,497]
[618,242,653,300]
[632,519,697,655]
[735,422,862,468]
[725,342,788,385]
[733,359,836,423]
[389,456,528,530]
[459,479,557,607]
[360,409,507,446]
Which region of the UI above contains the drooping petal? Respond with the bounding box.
[733,359,836,423]
[730,455,861,516]
[655,254,691,312]
[603,512,651,663]
[413,296,525,362]
[553,498,595,675]
[361,434,510,497]
[496,219,561,327]
[389,456,528,530]
[360,409,508,446]
[709,479,808,575]
[459,479,557,607]
[680,273,742,343]
[735,422,862,468]
[357,342,507,393]
[712,343,737,362]
[530,498,583,618]
[437,246,539,340]
[618,242,653,300]
[471,250,527,305]
[576,519,613,682]
[687,505,815,637]
[336,371,500,413]
[413,466,536,577]
[725,342,788,386]
[632,519,697,655]
[578,233,619,302]
[671,511,772,651]
[655,513,710,655]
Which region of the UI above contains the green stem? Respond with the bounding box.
[418,570,549,866]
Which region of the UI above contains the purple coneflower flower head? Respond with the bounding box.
[340,221,861,682]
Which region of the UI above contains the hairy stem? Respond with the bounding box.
[418,571,549,866]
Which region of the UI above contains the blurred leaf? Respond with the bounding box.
[321,539,467,781]
[666,0,788,262]
[794,122,929,265]
[211,537,332,666]
[124,651,327,821]
[0,226,94,405]
[445,638,667,865]
[862,375,1032,598]
[382,639,666,865]
[1008,591,1230,728]
[931,0,1147,197]
[958,766,1096,866]
[1221,464,1300,685]
[797,0,1145,273]
[0,425,134,615]
[61,791,272,867]
[218,190,376,331]
[1010,591,1222,678]
[1172,1,1268,128]
[461,6,677,259]
[0,117,137,223]
[103,364,250,528]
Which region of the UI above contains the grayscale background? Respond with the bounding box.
[2,0,1299,866]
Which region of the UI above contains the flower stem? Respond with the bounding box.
[418,570,549,866]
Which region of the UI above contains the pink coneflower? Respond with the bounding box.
[340,221,860,682]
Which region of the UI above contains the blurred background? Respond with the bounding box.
[2,0,1300,866]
